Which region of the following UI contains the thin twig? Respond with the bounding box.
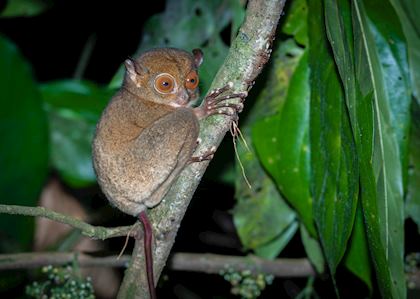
[169,253,315,277]
[0,204,137,240]
[74,34,97,80]
[0,251,314,278]
[0,252,130,270]
[231,120,252,189]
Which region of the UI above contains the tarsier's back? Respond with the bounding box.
[92,48,201,216]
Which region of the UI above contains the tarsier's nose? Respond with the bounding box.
[176,89,190,105]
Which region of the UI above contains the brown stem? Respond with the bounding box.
[169,253,315,278]
[0,251,314,278]
[0,204,137,240]
[0,252,131,269]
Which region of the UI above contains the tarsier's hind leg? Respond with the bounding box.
[129,107,199,208]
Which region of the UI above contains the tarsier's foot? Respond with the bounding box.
[190,146,217,163]
[194,82,248,120]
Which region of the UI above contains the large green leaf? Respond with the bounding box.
[234,177,297,253]
[253,51,316,236]
[41,80,113,187]
[0,35,49,250]
[308,0,358,276]
[363,0,412,188]
[233,138,298,259]
[246,38,305,119]
[322,0,407,297]
[233,39,303,259]
[353,1,406,297]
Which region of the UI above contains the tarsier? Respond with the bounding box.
[92,48,246,299]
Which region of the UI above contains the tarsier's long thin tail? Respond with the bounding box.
[139,211,157,299]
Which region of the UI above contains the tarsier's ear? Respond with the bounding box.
[124,57,148,82]
[192,49,203,67]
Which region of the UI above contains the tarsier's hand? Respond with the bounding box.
[194,82,248,121]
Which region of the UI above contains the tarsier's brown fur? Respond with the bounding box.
[92,48,246,299]
[93,49,200,216]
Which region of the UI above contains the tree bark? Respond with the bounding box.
[117,0,288,298]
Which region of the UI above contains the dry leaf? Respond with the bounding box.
[35,178,120,298]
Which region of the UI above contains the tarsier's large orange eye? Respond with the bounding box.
[154,73,176,94]
[185,71,199,89]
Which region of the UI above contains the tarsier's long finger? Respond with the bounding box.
[206,82,234,99]
[212,103,244,114]
[207,108,239,119]
[206,92,248,106]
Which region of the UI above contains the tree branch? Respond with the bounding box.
[0,204,137,240]
[117,0,287,298]
[2,251,420,289]
[0,251,314,278]
[169,253,315,278]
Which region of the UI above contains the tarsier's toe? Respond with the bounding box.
[190,146,217,163]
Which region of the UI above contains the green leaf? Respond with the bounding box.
[353,2,406,298]
[41,80,113,187]
[0,35,49,250]
[232,39,304,259]
[282,0,308,46]
[363,0,412,189]
[389,0,420,104]
[323,0,407,297]
[309,0,359,276]
[233,162,297,251]
[246,38,305,120]
[254,221,298,259]
[300,225,325,274]
[0,0,52,17]
[406,102,420,232]
[252,51,316,236]
[344,202,373,292]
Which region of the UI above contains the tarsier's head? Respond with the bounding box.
[123,48,203,107]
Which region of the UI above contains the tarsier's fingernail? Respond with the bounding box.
[228,82,234,88]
